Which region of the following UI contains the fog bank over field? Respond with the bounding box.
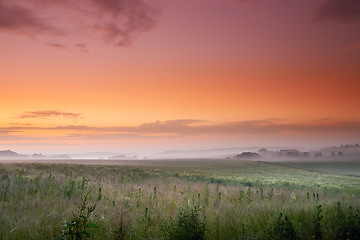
[1,143,359,161]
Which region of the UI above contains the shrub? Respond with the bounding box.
[274,212,296,240]
[335,203,360,240]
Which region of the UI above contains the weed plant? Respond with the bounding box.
[61,192,97,239]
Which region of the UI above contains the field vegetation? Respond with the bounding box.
[1,158,360,239]
[276,157,360,177]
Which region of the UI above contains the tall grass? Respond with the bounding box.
[0,161,360,239]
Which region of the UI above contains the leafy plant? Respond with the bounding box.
[169,205,206,240]
[274,212,296,240]
[61,192,98,240]
[335,202,360,240]
[313,204,323,239]
[114,211,127,240]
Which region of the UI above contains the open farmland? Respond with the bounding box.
[274,157,360,177]
[1,158,360,239]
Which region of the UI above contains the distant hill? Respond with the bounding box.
[31,153,72,159]
[0,150,21,158]
[151,147,266,159]
[69,152,132,159]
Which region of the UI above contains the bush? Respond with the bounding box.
[335,202,360,240]
[274,212,296,240]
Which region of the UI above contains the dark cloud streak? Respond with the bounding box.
[0,2,60,35]
[313,0,360,23]
[46,43,67,49]
[313,118,331,122]
[0,0,160,48]
[2,119,360,139]
[88,0,159,47]
[74,43,88,52]
[17,111,83,120]
[0,130,20,134]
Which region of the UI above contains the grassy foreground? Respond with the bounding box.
[1,159,360,239]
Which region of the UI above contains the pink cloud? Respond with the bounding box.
[0,2,61,35]
[3,118,360,137]
[46,43,67,49]
[313,0,360,23]
[17,110,83,120]
[0,0,160,48]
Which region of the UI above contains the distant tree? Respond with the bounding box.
[32,153,43,158]
[287,152,299,157]
[331,152,336,157]
[303,152,310,158]
[236,152,261,159]
[314,152,323,158]
[258,148,268,155]
[338,151,343,157]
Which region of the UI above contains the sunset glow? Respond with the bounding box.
[1,0,359,155]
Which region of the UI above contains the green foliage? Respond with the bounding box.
[312,204,323,239]
[97,186,102,201]
[334,202,360,240]
[274,212,296,240]
[169,206,206,240]
[63,180,76,199]
[136,188,143,208]
[204,183,210,207]
[1,160,360,239]
[61,193,97,240]
[113,213,127,240]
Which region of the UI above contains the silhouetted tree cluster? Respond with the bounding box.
[236,152,261,159]
[314,152,323,158]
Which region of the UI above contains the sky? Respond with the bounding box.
[1,0,360,155]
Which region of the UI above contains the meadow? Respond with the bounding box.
[275,157,360,177]
[1,158,360,239]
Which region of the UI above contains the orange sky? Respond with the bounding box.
[1,0,360,155]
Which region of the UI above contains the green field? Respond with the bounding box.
[274,157,360,177]
[1,159,360,239]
